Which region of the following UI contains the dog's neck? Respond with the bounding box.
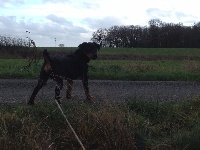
[74,52,90,63]
[81,55,90,63]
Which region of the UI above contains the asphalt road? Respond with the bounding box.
[1,79,200,104]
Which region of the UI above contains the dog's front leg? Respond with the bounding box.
[54,78,63,104]
[66,79,73,99]
[55,85,61,104]
[82,74,94,102]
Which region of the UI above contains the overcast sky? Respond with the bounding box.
[0,0,199,47]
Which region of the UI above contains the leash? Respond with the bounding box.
[55,100,86,150]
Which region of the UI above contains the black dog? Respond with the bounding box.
[28,42,101,105]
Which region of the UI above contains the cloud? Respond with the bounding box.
[81,2,100,9]
[46,14,73,25]
[146,8,199,25]
[0,14,91,47]
[32,18,90,46]
[83,16,124,29]
[42,0,70,3]
[45,14,87,35]
[0,16,19,32]
[175,12,188,19]
[146,8,171,18]
[0,0,24,7]
[175,12,198,25]
[1,0,200,47]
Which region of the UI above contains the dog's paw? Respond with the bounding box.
[27,100,34,105]
[86,95,95,103]
[66,94,72,99]
[55,96,62,104]
[56,99,62,104]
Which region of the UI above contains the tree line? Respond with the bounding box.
[0,35,36,58]
[91,19,200,48]
[0,35,29,48]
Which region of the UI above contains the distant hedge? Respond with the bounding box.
[0,35,38,59]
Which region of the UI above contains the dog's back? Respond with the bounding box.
[49,53,88,80]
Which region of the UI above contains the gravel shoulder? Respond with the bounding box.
[1,79,200,104]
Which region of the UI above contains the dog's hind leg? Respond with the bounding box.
[28,79,47,105]
[66,79,73,99]
[28,50,52,105]
[28,64,50,105]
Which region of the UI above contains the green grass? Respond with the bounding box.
[0,59,41,79]
[1,98,200,149]
[89,60,200,81]
[2,59,200,81]
[100,48,200,56]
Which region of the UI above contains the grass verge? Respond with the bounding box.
[36,47,200,56]
[1,98,200,149]
[2,59,200,81]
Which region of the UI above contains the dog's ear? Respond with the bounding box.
[78,42,88,50]
[75,42,89,56]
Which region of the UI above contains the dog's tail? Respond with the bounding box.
[43,49,51,63]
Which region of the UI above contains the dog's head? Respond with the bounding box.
[75,42,101,61]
